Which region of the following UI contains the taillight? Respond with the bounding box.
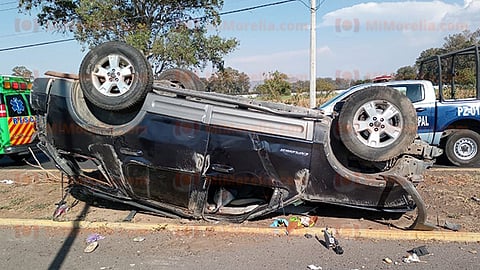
[0,104,6,117]
[12,82,19,90]
[20,82,27,90]
[3,82,11,89]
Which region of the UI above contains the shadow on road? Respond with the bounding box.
[47,204,90,270]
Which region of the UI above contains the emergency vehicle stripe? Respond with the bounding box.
[8,118,36,146]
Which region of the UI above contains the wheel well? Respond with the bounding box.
[440,119,480,145]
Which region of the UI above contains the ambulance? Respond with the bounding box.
[0,75,37,161]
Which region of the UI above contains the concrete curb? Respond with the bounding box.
[1,218,479,242]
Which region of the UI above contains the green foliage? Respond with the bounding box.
[395,66,417,80]
[12,66,34,79]
[207,67,250,94]
[416,29,480,87]
[255,71,291,101]
[18,0,238,74]
[316,78,336,92]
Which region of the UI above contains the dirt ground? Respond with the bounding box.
[0,168,479,232]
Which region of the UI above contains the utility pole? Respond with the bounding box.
[309,0,316,108]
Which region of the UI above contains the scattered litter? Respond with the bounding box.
[468,250,477,254]
[286,216,318,234]
[471,196,480,203]
[383,257,393,264]
[86,233,105,244]
[304,233,313,239]
[321,227,344,255]
[84,241,99,253]
[443,220,461,231]
[408,245,429,256]
[152,224,168,231]
[270,218,289,228]
[0,179,14,185]
[133,237,145,242]
[53,204,69,219]
[307,264,322,270]
[402,253,421,263]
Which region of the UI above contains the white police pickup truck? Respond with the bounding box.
[321,46,480,167]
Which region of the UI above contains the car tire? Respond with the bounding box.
[79,41,153,111]
[338,86,417,162]
[157,68,206,91]
[445,130,480,167]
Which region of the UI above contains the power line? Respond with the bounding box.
[219,0,297,16]
[0,7,17,12]
[0,1,17,6]
[0,0,302,52]
[0,38,75,52]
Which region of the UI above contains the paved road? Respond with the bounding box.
[0,225,478,270]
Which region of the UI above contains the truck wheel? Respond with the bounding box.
[79,41,153,111]
[338,86,417,162]
[157,68,205,91]
[445,130,480,167]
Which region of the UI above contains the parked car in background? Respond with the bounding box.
[321,46,480,167]
[31,42,440,229]
[0,75,36,162]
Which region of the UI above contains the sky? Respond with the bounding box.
[0,0,479,83]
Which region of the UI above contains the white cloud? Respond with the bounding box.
[316,1,480,78]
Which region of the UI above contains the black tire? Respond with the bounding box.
[158,68,206,91]
[338,86,417,162]
[79,41,153,111]
[445,130,480,167]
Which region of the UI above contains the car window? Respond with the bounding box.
[388,84,424,103]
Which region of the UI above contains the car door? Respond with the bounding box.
[389,84,435,143]
[122,115,210,210]
[4,93,36,147]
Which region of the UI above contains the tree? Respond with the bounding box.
[416,29,480,85]
[12,66,33,79]
[255,71,291,101]
[395,66,417,80]
[207,67,250,94]
[18,0,238,75]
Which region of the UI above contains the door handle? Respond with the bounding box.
[416,107,426,112]
[119,147,143,157]
[211,164,235,174]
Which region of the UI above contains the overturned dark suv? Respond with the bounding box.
[31,42,440,229]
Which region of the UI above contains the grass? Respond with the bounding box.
[25,203,50,213]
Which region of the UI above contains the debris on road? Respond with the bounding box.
[383,257,393,264]
[53,203,69,219]
[408,245,429,256]
[471,195,480,203]
[443,220,462,231]
[133,236,145,242]
[270,218,288,228]
[402,253,421,263]
[84,241,99,253]
[319,227,344,255]
[286,216,318,234]
[304,233,313,239]
[0,179,14,185]
[307,264,322,270]
[86,233,105,243]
